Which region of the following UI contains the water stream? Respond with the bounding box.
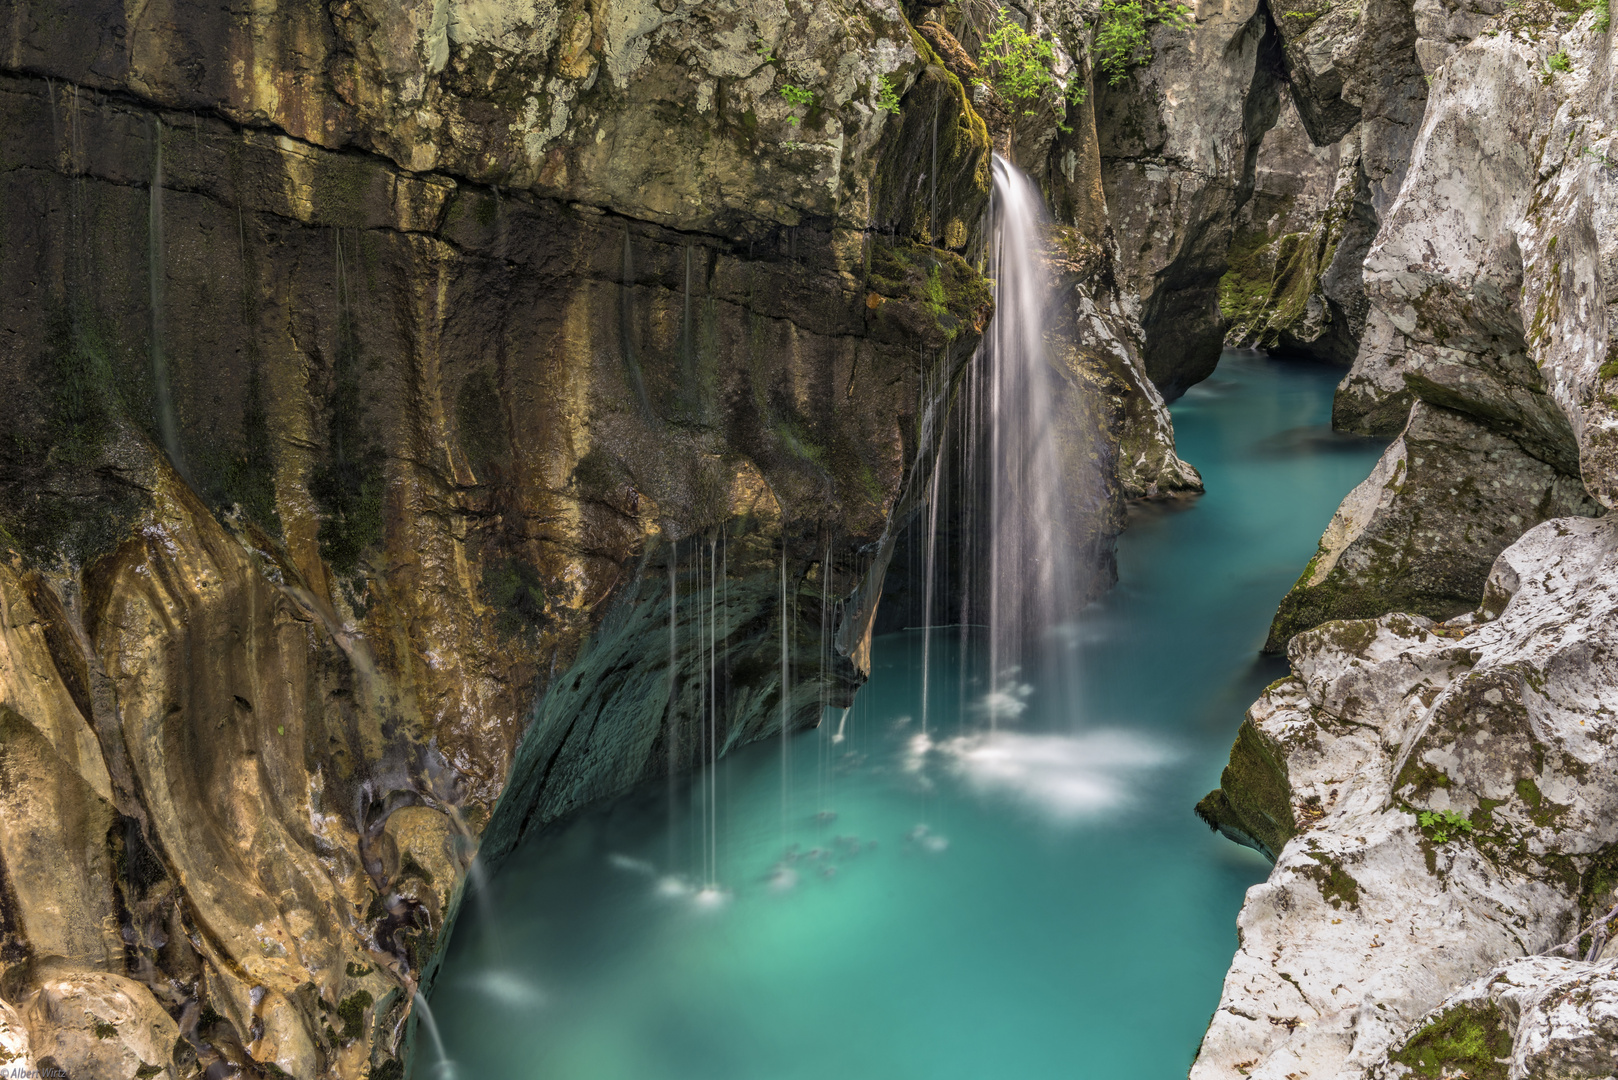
[424,351,1386,1079]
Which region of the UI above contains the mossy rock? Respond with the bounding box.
[1388,1001,1513,1080]
[866,241,993,347]
[869,51,992,250]
[1195,718,1296,859]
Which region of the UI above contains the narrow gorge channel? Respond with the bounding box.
[4,0,1617,1077]
[426,352,1386,1079]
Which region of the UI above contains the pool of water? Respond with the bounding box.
[425,351,1387,1080]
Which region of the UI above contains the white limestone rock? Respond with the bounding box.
[1194,514,1618,1079]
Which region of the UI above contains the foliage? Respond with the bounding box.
[1418,808,1475,843]
[778,83,815,125]
[1095,0,1194,87]
[1580,0,1611,31]
[875,74,902,113]
[978,10,1087,116]
[1547,48,1573,71]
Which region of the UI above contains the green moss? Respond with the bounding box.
[135,1065,164,1079]
[372,1058,405,1080]
[1390,1002,1512,1080]
[868,242,993,342]
[337,990,374,1041]
[1195,720,1295,859]
[1303,850,1362,909]
[94,1021,118,1039]
[345,961,374,978]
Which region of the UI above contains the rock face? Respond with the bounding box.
[1093,0,1287,397]
[1267,0,1613,646]
[1196,515,1618,1079]
[1372,955,1618,1079]
[1198,0,1618,1072]
[1221,95,1367,363]
[0,1,1012,1076]
[1265,401,1601,652]
[0,2,1201,1078]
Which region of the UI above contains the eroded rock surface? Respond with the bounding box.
[1197,514,1618,1079]
[1266,401,1601,652]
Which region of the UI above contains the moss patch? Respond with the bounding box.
[1195,719,1295,859]
[1302,849,1362,909]
[337,990,373,1041]
[1389,1002,1512,1080]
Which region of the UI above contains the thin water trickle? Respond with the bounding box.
[410,991,455,1080]
[148,117,188,482]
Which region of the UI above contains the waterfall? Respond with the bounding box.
[411,990,455,1079]
[981,154,1084,704]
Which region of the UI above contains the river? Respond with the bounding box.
[425,350,1386,1079]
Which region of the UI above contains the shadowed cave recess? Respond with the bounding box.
[1,0,1616,1078]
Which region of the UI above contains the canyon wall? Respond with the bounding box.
[1196,0,1618,1075]
[0,2,1192,1078]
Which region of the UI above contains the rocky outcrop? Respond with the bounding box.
[1199,1,1618,1072]
[1196,515,1618,1079]
[1221,94,1367,363]
[1264,401,1601,652]
[0,1,1015,1076]
[1267,0,1613,649]
[1372,955,1618,1078]
[1093,0,1287,397]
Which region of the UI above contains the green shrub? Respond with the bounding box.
[875,74,901,113]
[1095,0,1194,86]
[979,11,1087,115]
[1547,49,1572,71]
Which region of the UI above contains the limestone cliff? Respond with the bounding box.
[1196,0,1618,1074]
[0,1,1004,1076]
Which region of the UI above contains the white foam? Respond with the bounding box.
[607,853,656,876]
[937,730,1177,823]
[978,690,1028,720]
[468,970,547,1009]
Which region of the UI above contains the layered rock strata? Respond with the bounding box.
[0,2,1007,1076]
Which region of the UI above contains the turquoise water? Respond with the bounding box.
[426,352,1386,1079]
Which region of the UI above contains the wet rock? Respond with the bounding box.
[1265,401,1600,652]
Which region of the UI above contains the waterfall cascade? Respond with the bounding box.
[919,154,1095,719]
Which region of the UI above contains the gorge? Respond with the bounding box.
[0,0,1613,1078]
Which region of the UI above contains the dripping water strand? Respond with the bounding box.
[149,116,189,483]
